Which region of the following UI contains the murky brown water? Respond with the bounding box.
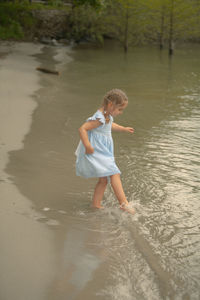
[3,42,200,299]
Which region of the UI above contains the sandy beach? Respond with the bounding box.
[0,41,101,300]
[0,42,71,300]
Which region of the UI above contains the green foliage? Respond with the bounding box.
[0,2,34,39]
[104,0,200,51]
[0,21,24,40]
[103,0,151,50]
[67,4,105,44]
[143,0,200,42]
[1,0,200,48]
[72,0,103,9]
[46,0,66,8]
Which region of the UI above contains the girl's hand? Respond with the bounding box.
[85,144,94,154]
[124,127,134,133]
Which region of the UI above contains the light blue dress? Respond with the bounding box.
[75,110,121,178]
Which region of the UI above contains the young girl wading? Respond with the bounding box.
[75,89,135,214]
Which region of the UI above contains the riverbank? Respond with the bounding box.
[0,3,70,42]
[2,1,200,54]
[0,40,105,300]
[0,2,102,45]
[0,41,54,300]
[0,41,71,300]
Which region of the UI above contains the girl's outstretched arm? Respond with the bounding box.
[112,122,134,133]
[79,120,102,154]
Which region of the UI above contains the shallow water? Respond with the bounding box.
[4,42,200,299]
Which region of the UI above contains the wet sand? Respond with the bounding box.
[0,42,69,300]
[0,42,104,300]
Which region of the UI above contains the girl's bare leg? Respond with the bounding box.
[92,177,108,208]
[110,174,129,205]
[110,174,135,214]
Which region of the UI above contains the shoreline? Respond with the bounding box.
[0,41,80,300]
[0,41,72,179]
[0,42,57,300]
[0,42,42,177]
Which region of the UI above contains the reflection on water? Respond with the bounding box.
[7,43,200,299]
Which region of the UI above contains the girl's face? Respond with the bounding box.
[109,102,128,117]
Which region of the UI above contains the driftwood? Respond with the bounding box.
[36,67,59,75]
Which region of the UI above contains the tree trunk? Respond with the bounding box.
[169,0,174,55]
[124,8,129,53]
[159,6,165,50]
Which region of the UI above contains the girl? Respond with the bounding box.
[75,89,135,214]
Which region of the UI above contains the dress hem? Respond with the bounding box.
[76,171,121,179]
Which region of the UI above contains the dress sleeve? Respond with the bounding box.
[86,111,105,125]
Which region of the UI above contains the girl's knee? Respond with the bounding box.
[111,173,120,178]
[110,173,121,182]
[98,177,108,186]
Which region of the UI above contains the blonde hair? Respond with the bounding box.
[102,89,128,108]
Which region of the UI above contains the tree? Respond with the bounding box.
[166,0,198,55]
[67,1,105,43]
[143,0,168,49]
[144,0,198,54]
[104,0,147,52]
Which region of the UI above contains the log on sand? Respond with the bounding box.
[36,67,59,75]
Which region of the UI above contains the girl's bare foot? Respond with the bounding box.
[120,203,135,215]
[91,205,104,209]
